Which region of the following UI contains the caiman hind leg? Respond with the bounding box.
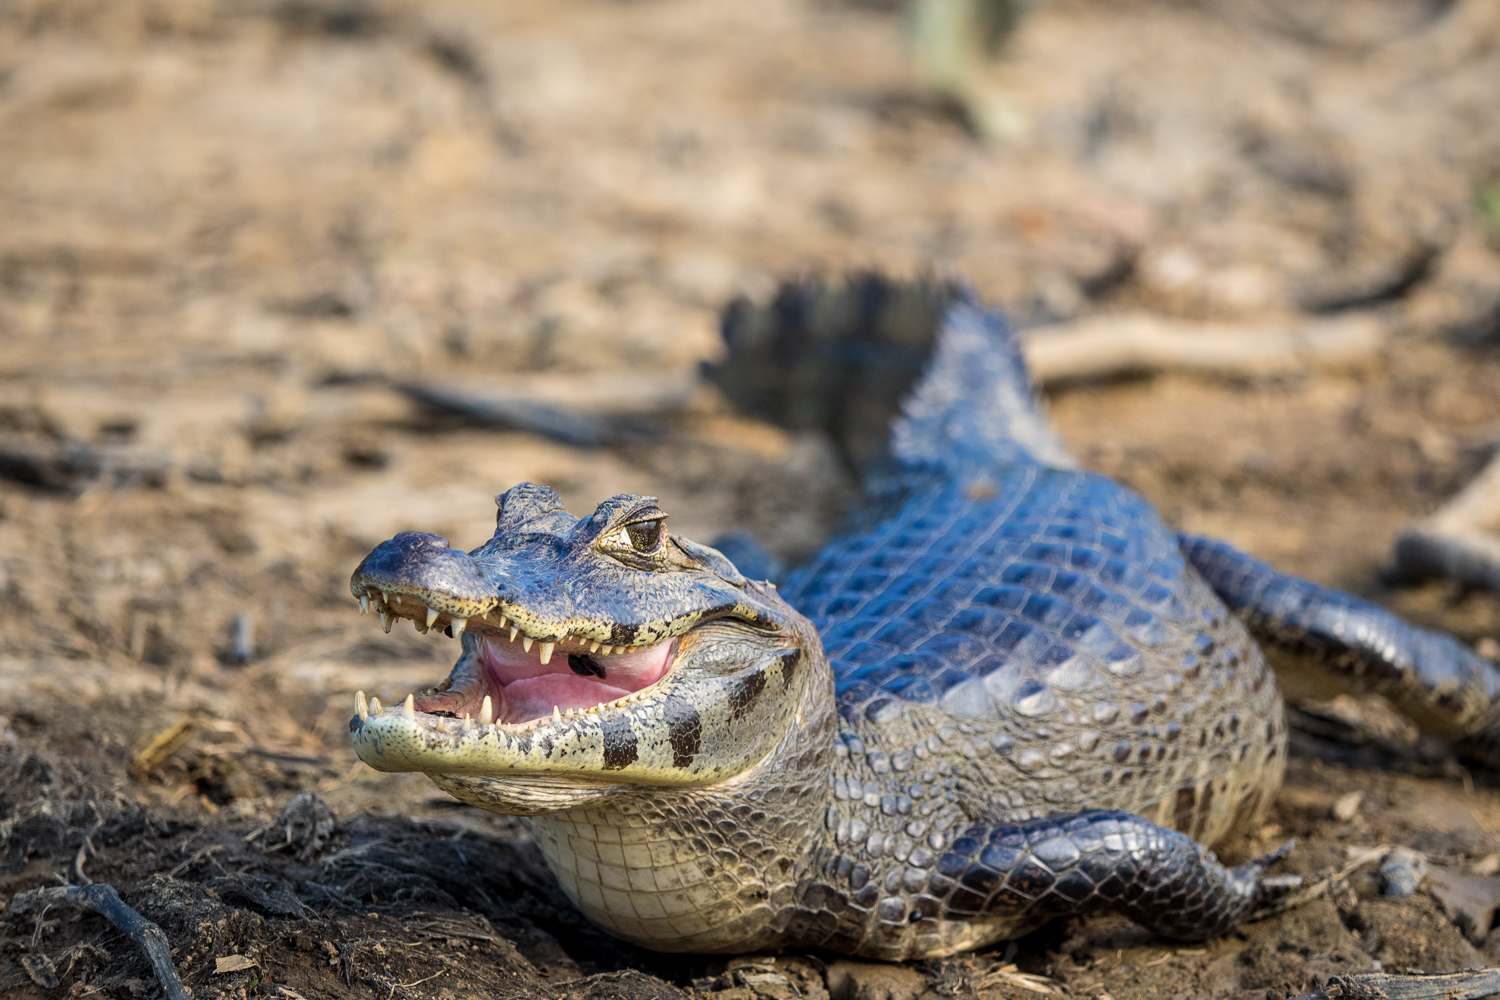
[1180,534,1500,765]
[815,809,1298,960]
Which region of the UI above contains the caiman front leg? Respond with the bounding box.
[825,809,1298,958]
[1180,534,1500,765]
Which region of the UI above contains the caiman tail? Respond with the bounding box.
[709,275,1074,480]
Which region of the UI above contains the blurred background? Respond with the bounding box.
[2,0,1500,995]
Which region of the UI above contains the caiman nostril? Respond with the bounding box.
[568,653,607,679]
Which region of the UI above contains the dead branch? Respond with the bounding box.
[1020,312,1388,385]
[10,884,191,1000]
[1286,968,1500,1000]
[394,371,694,448]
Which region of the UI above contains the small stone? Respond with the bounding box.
[1380,847,1428,897]
[1332,790,1363,822]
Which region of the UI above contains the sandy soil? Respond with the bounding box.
[2,0,1500,997]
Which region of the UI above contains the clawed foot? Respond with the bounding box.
[1236,839,1311,920]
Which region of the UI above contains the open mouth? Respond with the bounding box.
[347,518,798,788]
[352,584,679,730]
[418,633,676,725]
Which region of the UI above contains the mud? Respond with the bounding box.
[3,0,1500,998]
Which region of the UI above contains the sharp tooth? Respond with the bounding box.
[381,590,390,604]
[380,612,392,633]
[539,641,554,665]
[360,595,370,615]
[427,608,439,628]
[509,627,519,642]
[479,695,493,726]
[553,705,562,724]
[496,614,508,628]
[435,716,446,733]
[370,696,383,714]
[414,618,428,634]
[522,636,533,653]
[393,594,403,605]
[586,640,598,652]
[451,618,466,636]
[402,693,415,720]
[356,690,368,721]
[462,713,473,732]
[603,645,615,656]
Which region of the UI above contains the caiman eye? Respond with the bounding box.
[626,519,663,552]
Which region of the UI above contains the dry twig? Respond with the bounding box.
[1020,312,1388,385]
[10,884,191,1000]
[1286,968,1500,1000]
[130,718,195,780]
[977,962,1063,995]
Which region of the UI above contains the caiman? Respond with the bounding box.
[346,278,1500,960]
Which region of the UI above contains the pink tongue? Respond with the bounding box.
[501,675,633,722]
[481,638,674,689]
[476,637,676,723]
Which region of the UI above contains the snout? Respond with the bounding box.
[350,531,501,620]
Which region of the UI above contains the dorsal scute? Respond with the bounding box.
[495,483,569,531]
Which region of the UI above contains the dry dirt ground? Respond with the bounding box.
[3,0,1500,998]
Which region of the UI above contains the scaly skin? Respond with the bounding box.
[348,278,1500,960]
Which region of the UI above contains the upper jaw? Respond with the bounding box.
[348,547,705,729]
[347,531,740,740]
[348,530,727,652]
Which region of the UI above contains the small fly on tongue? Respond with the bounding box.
[416,635,676,725]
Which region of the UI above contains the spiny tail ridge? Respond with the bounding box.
[707,274,1074,478]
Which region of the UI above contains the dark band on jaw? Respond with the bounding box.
[728,669,768,720]
[600,715,639,770]
[778,648,801,688]
[663,694,703,768]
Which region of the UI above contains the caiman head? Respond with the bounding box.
[347,482,828,815]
